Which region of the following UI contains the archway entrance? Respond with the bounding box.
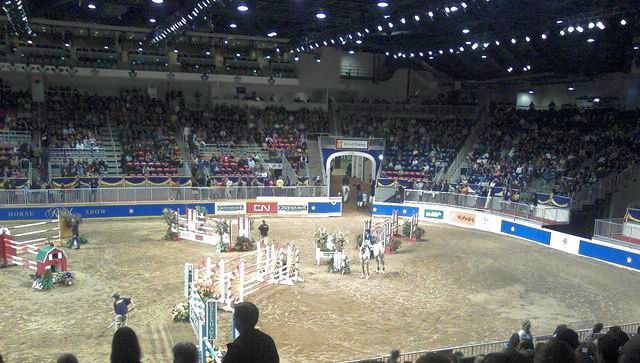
[326,151,377,210]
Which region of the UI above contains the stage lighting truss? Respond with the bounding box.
[150,0,217,44]
[3,0,35,37]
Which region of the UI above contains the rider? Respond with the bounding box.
[112,293,134,327]
[363,229,375,258]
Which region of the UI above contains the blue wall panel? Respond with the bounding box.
[371,203,419,217]
[579,241,640,270]
[308,201,342,214]
[500,220,551,245]
[0,203,215,220]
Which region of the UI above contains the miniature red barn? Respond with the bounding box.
[35,245,68,276]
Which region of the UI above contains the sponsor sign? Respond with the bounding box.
[549,231,581,255]
[246,201,278,214]
[309,201,342,215]
[450,211,476,226]
[424,209,444,220]
[265,163,283,170]
[215,203,246,215]
[277,203,309,215]
[336,139,369,150]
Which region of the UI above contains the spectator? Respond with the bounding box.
[586,323,603,342]
[110,326,142,363]
[415,352,451,363]
[223,302,279,363]
[554,327,579,350]
[620,335,640,363]
[596,333,624,363]
[172,342,198,363]
[517,320,533,344]
[533,339,576,363]
[57,353,79,363]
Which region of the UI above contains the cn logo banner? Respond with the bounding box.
[246,202,278,214]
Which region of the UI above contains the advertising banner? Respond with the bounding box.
[450,211,477,226]
[549,231,581,255]
[246,201,278,214]
[335,139,369,150]
[215,202,246,215]
[423,209,445,220]
[277,203,309,215]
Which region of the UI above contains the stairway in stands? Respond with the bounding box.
[306,138,324,182]
[99,120,122,175]
[440,107,490,183]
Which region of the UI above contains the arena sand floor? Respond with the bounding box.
[1,213,640,363]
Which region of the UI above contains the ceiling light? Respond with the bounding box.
[65,42,70,47]
[152,0,164,3]
[138,47,143,51]
[556,20,563,24]
[596,21,605,30]
[377,25,383,31]
[560,30,565,36]
[567,26,575,33]
[316,12,326,19]
[511,38,516,44]
[237,4,249,12]
[348,50,355,54]
[459,46,464,52]
[149,18,156,23]
[481,55,487,59]
[267,31,277,37]
[593,98,600,103]
[103,45,108,49]
[450,6,458,12]
[414,15,420,21]
[174,49,178,53]
[27,40,32,44]
[229,23,237,28]
[236,53,240,57]
[87,3,96,9]
[620,19,627,26]
[576,26,583,32]
[525,36,530,42]
[528,90,534,94]
[568,87,575,91]
[461,2,467,8]
[462,29,470,34]
[400,18,406,24]
[507,67,513,72]
[428,11,434,18]
[355,40,362,44]
[419,52,423,56]
[377,1,389,8]
[471,43,478,50]
[495,40,500,46]
[587,38,595,43]
[541,34,547,40]
[388,22,393,28]
[588,22,595,29]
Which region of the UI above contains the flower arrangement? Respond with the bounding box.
[233,236,256,252]
[171,303,190,322]
[402,222,425,240]
[314,227,329,250]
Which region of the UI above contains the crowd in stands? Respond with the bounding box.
[342,114,471,181]
[60,158,109,177]
[185,104,328,178]
[462,107,640,196]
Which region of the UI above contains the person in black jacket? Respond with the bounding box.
[223,302,279,363]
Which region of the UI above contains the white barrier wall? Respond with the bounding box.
[373,202,640,272]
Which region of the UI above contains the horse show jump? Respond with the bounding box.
[0,217,75,289]
[172,208,251,249]
[188,239,303,311]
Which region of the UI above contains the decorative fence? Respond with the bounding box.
[0,186,329,206]
[335,322,640,363]
[403,190,570,224]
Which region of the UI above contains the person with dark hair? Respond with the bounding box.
[223,302,279,363]
[172,342,198,363]
[596,333,623,363]
[620,335,640,363]
[481,352,530,363]
[258,220,269,241]
[607,326,630,345]
[586,323,604,342]
[57,353,79,363]
[111,326,142,363]
[505,333,520,352]
[554,327,580,350]
[415,352,450,363]
[533,339,576,363]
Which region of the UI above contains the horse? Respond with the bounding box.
[359,234,385,279]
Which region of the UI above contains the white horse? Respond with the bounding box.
[359,233,385,279]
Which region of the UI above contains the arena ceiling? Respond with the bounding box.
[21,0,640,79]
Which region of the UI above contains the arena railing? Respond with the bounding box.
[0,186,330,206]
[335,322,640,363]
[403,190,570,224]
[336,103,477,118]
[594,218,640,249]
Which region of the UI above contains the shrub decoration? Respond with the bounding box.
[162,208,178,240]
[171,303,190,322]
[232,236,256,252]
[402,222,425,240]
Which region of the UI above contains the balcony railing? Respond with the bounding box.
[0,186,329,206]
[594,218,640,248]
[403,190,570,224]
